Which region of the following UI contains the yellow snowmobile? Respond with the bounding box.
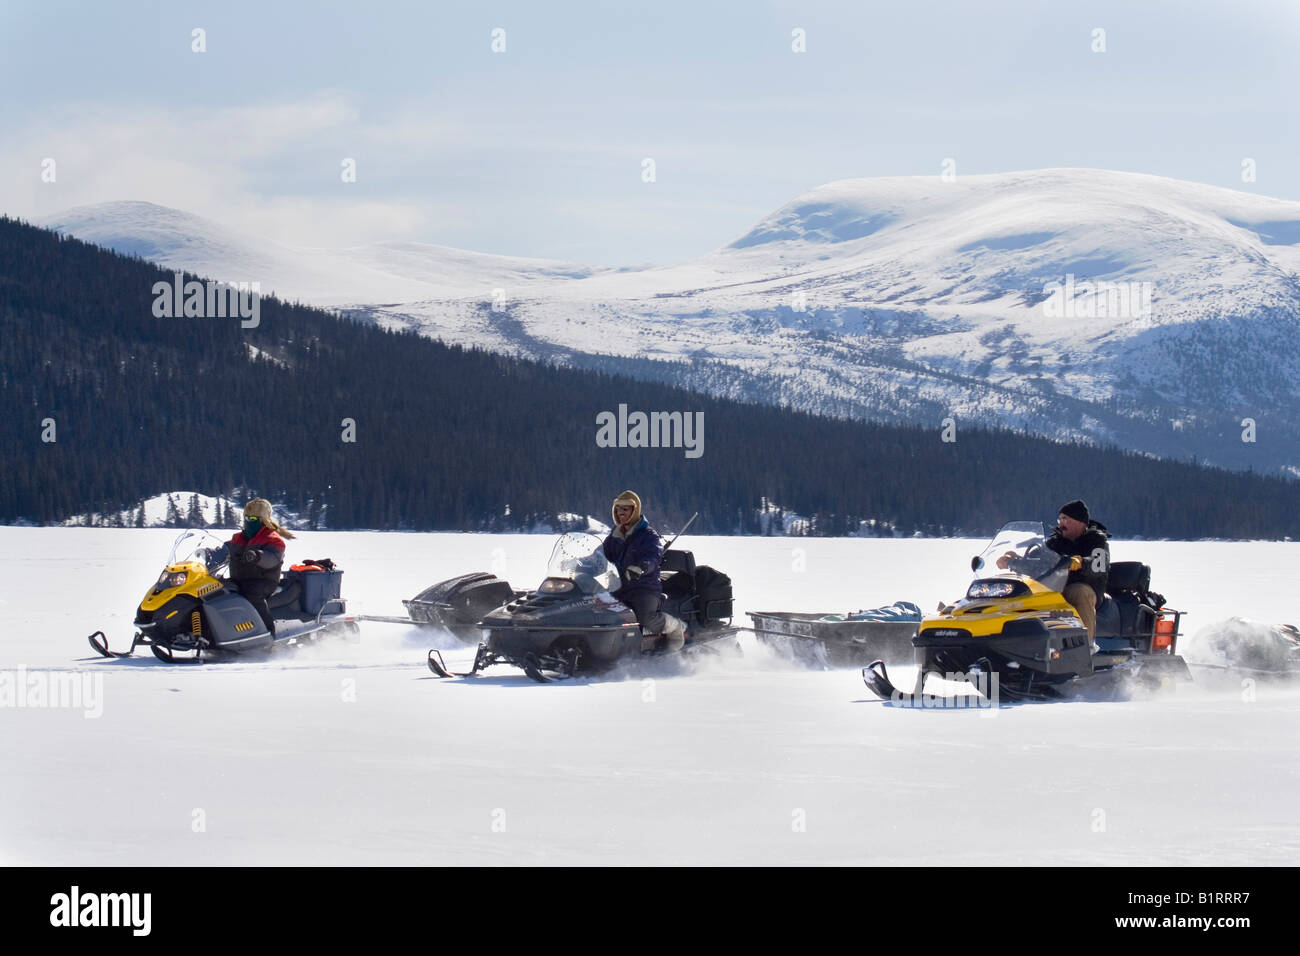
[88,530,359,662]
[862,521,1191,704]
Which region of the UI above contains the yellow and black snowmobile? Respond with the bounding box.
[88,529,359,662]
[862,521,1192,704]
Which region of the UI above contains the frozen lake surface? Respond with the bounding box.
[2,528,1297,865]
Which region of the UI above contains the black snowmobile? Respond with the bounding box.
[862,521,1193,704]
[425,531,737,682]
[88,529,359,662]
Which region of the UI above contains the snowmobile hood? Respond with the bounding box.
[923,582,1083,639]
[486,588,631,627]
[139,560,224,613]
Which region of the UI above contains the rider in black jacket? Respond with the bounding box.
[1044,499,1109,640]
[207,498,295,634]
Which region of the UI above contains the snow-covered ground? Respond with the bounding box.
[2,528,1297,865]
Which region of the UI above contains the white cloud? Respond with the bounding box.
[0,88,786,259]
[0,92,426,247]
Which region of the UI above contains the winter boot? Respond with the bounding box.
[662,614,687,653]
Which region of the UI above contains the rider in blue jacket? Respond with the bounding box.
[602,490,687,651]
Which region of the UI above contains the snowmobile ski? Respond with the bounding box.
[425,646,491,678]
[862,659,1003,706]
[862,660,900,700]
[521,653,554,683]
[427,648,472,678]
[525,647,583,682]
[88,630,140,659]
[150,641,202,663]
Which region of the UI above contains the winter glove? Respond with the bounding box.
[625,566,644,580]
[243,548,261,564]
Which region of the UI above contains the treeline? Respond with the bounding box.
[2,213,1299,539]
[74,494,240,529]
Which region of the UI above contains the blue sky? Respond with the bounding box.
[2,0,1297,264]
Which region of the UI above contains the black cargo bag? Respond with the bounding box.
[694,565,733,625]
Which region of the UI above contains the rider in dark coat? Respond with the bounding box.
[1045,499,1110,603]
[209,498,294,634]
[1044,499,1109,640]
[602,490,687,650]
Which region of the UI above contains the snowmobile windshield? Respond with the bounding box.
[166,529,226,568]
[546,532,614,582]
[969,521,1066,584]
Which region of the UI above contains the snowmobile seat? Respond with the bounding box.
[1096,598,1158,645]
[1097,562,1157,641]
[660,549,697,599]
[268,574,304,611]
[1094,597,1122,639]
[661,549,696,577]
[1104,592,1156,639]
[1107,561,1151,595]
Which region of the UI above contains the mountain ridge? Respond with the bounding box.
[37,168,1300,472]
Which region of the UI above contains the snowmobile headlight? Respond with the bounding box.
[539,577,575,594]
[966,580,1024,599]
[156,570,189,590]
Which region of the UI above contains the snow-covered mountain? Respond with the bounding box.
[39,170,1300,471]
[38,201,611,305]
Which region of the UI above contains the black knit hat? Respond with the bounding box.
[1059,499,1089,523]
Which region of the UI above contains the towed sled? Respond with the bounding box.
[350,571,524,640]
[88,529,359,662]
[1184,619,1300,680]
[397,572,524,640]
[862,521,1192,705]
[748,604,919,668]
[427,531,738,682]
[343,572,526,639]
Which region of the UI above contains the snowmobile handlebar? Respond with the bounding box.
[200,548,229,573]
